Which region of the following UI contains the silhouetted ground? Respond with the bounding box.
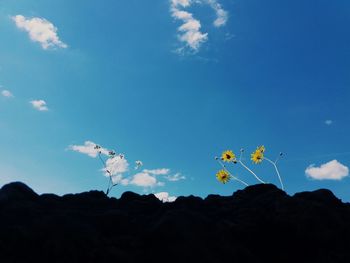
[0,181,349,263]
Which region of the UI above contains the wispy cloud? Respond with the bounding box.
[143,168,170,175]
[165,173,186,181]
[121,168,185,188]
[69,141,109,158]
[30,100,48,111]
[171,2,208,52]
[172,0,191,7]
[154,192,177,202]
[325,120,333,125]
[207,0,228,27]
[170,0,228,53]
[12,15,67,50]
[1,90,14,98]
[305,160,349,180]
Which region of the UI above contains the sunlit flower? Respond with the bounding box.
[251,150,263,164]
[221,150,236,163]
[257,145,265,153]
[216,170,231,184]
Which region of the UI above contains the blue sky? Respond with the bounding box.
[0,0,349,201]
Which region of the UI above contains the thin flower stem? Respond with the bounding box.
[275,155,282,164]
[98,153,115,195]
[239,151,243,162]
[264,157,284,190]
[238,160,266,184]
[231,174,249,187]
[238,150,265,184]
[217,160,249,186]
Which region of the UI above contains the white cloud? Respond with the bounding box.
[120,178,130,186]
[325,120,333,125]
[12,15,67,50]
[130,172,158,187]
[171,6,208,52]
[30,100,48,111]
[69,141,110,158]
[1,90,14,98]
[69,141,180,189]
[103,155,129,176]
[111,174,122,185]
[207,0,228,27]
[70,141,130,185]
[125,168,170,187]
[143,168,170,175]
[165,173,186,181]
[170,0,228,52]
[154,192,177,202]
[179,19,201,32]
[171,9,193,20]
[124,168,183,187]
[305,160,349,180]
[171,0,191,8]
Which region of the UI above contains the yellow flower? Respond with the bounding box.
[251,150,264,164]
[257,145,265,153]
[221,150,236,162]
[216,170,231,184]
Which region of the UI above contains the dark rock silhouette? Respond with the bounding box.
[0,182,350,262]
[0,182,38,202]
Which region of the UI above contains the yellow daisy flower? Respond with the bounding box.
[221,150,236,162]
[251,150,264,164]
[216,170,231,184]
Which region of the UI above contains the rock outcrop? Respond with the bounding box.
[0,182,349,263]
